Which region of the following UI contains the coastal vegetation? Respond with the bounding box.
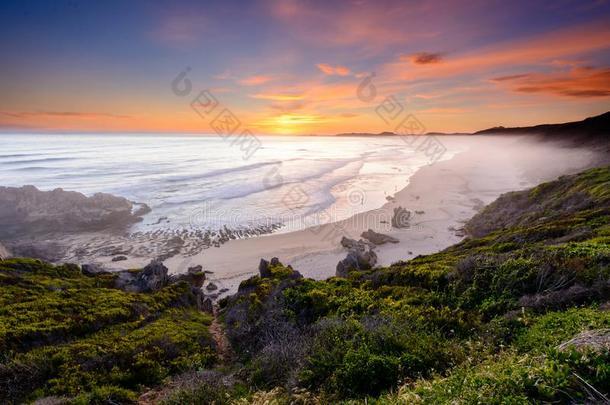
[1,166,609,403]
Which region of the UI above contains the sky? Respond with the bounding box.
[1,0,610,135]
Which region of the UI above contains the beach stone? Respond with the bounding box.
[361,229,399,245]
[340,236,363,250]
[188,264,203,272]
[392,206,411,228]
[259,258,271,278]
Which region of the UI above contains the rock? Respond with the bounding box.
[114,260,169,293]
[132,202,152,216]
[259,258,271,278]
[336,248,377,277]
[391,206,411,228]
[557,329,610,354]
[336,236,378,277]
[340,236,361,250]
[201,297,214,313]
[361,229,399,245]
[206,282,218,291]
[112,255,128,262]
[169,265,206,288]
[0,185,149,238]
[219,288,229,293]
[270,257,281,266]
[188,264,203,272]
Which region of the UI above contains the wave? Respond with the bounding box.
[164,160,284,184]
[1,157,76,165]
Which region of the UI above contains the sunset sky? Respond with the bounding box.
[1,0,610,134]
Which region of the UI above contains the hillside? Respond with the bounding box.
[475,112,610,159]
[1,166,609,404]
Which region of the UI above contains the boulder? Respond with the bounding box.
[361,229,399,245]
[391,206,411,228]
[114,260,169,293]
[336,236,378,277]
[340,236,361,250]
[201,297,214,314]
[259,258,271,278]
[336,248,377,277]
[169,265,206,288]
[206,282,218,291]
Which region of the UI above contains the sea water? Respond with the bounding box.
[0,134,460,233]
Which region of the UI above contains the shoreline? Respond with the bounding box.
[88,135,597,296]
[3,135,600,297]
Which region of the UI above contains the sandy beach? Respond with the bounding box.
[56,135,592,295]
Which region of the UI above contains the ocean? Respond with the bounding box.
[0,134,461,234]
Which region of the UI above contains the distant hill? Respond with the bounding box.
[333,111,610,140]
[474,111,610,138]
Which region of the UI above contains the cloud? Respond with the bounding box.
[250,93,304,101]
[239,75,273,86]
[383,20,610,81]
[316,63,351,76]
[1,111,131,119]
[491,67,610,98]
[491,74,531,82]
[408,52,444,65]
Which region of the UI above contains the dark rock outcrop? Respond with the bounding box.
[336,237,378,277]
[169,265,206,288]
[0,185,149,238]
[361,229,399,245]
[114,260,169,293]
[391,206,411,228]
[259,258,272,278]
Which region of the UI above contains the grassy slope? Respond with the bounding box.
[209,166,610,404]
[0,260,216,404]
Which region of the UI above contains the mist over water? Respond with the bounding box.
[0,134,461,233]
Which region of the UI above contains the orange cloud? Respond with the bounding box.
[491,67,610,98]
[384,20,610,81]
[1,111,131,119]
[317,63,351,76]
[406,52,444,65]
[239,75,273,86]
[250,93,304,101]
